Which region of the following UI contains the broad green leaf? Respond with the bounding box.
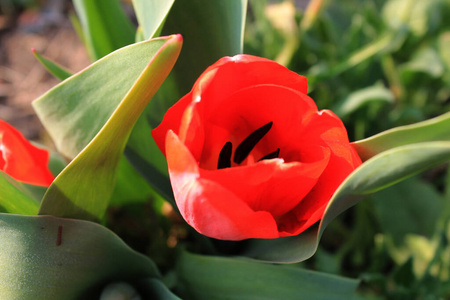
[0,213,160,299]
[37,35,182,221]
[333,83,394,118]
[33,37,176,159]
[372,176,442,244]
[73,0,135,61]
[132,0,175,40]
[352,112,450,161]
[243,142,450,263]
[126,0,248,201]
[176,250,359,300]
[0,172,38,215]
[158,0,248,97]
[32,43,161,207]
[32,49,72,81]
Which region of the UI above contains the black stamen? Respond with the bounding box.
[234,122,273,164]
[218,141,233,169]
[258,148,280,161]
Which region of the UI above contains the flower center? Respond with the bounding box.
[217,121,280,169]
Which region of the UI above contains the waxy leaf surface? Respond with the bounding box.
[36,35,182,221]
[176,250,359,300]
[132,0,175,39]
[0,173,38,215]
[73,0,135,61]
[352,111,450,161]
[0,214,159,299]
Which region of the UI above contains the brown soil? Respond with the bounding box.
[0,8,90,142]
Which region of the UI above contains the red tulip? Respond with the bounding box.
[0,119,54,186]
[152,55,362,240]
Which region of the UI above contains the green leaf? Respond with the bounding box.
[126,0,248,201]
[372,176,443,244]
[73,0,135,61]
[33,37,176,159]
[0,213,160,299]
[109,157,153,206]
[352,112,450,161]
[32,49,72,81]
[0,172,39,215]
[176,250,360,300]
[132,0,175,39]
[36,35,182,222]
[243,141,450,263]
[333,83,394,118]
[159,0,248,97]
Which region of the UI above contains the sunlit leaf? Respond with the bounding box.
[132,0,175,40]
[352,111,450,161]
[36,35,182,222]
[33,37,177,159]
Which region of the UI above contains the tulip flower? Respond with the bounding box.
[153,55,362,240]
[0,119,54,186]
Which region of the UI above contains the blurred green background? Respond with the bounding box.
[245,1,449,298]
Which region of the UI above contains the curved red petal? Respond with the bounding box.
[165,130,279,240]
[152,92,194,155]
[199,84,317,169]
[202,146,330,218]
[0,119,54,186]
[276,110,362,236]
[152,54,308,156]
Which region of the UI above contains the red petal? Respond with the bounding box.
[0,120,54,186]
[192,55,308,117]
[165,130,279,240]
[199,84,318,169]
[202,146,330,219]
[152,92,194,155]
[152,54,308,155]
[277,110,362,236]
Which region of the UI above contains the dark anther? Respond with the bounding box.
[234,122,273,164]
[258,148,280,161]
[218,141,233,169]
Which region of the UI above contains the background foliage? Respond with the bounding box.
[244,0,449,298]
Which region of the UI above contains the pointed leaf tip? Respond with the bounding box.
[37,35,182,222]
